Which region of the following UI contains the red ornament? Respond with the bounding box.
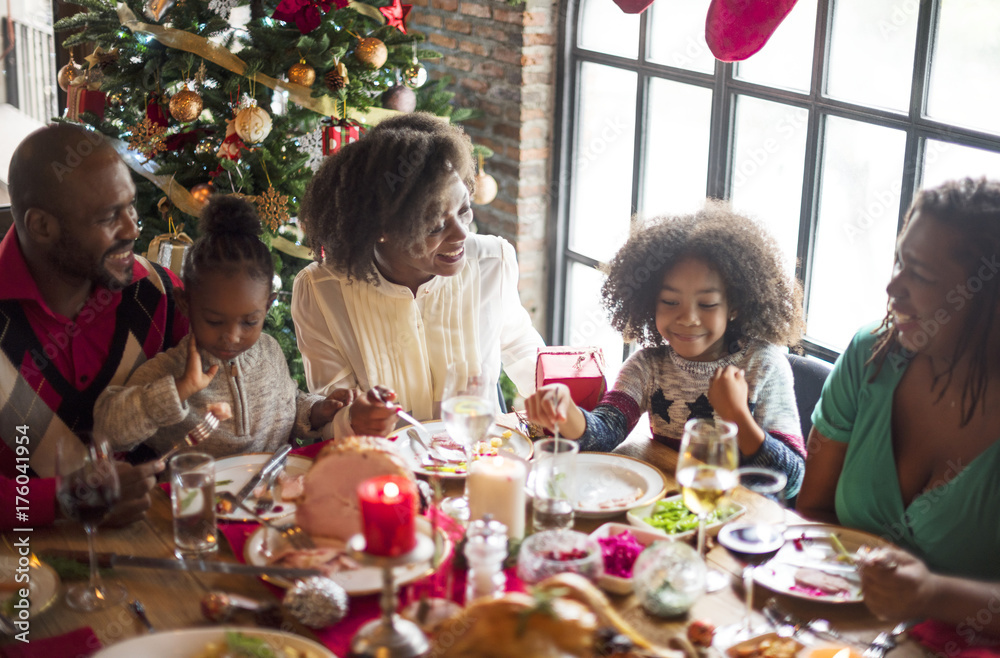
[146,95,169,127]
[706,0,800,62]
[66,86,107,122]
[272,0,347,33]
[357,475,417,557]
[379,0,412,34]
[322,119,364,156]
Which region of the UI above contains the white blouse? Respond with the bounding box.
[291,234,544,439]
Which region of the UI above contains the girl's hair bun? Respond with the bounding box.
[199,195,263,238]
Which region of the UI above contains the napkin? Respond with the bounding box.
[0,626,102,658]
[910,620,1000,658]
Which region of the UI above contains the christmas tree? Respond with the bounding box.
[54,0,483,387]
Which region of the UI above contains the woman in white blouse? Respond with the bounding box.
[292,113,544,438]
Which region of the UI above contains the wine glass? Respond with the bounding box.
[715,467,788,645]
[440,361,495,522]
[675,418,739,593]
[55,433,127,610]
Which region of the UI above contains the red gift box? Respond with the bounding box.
[535,347,607,411]
[323,119,365,155]
[66,85,107,122]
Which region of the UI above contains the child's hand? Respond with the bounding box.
[309,388,358,429]
[206,402,232,421]
[175,336,218,402]
[525,384,586,439]
[707,365,750,422]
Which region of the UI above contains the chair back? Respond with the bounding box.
[786,353,833,440]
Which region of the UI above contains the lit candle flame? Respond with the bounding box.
[832,648,851,658]
[383,482,400,498]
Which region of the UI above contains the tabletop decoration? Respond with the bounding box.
[283,576,349,627]
[464,516,507,601]
[467,454,527,539]
[357,475,418,557]
[632,540,706,617]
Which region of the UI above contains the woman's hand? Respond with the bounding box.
[859,547,935,620]
[347,386,400,437]
[310,388,358,429]
[102,459,164,527]
[525,384,586,439]
[175,336,218,402]
[707,365,749,421]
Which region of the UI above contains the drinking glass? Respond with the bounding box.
[440,361,495,522]
[675,418,739,593]
[716,467,788,644]
[170,452,218,558]
[55,433,127,611]
[531,438,578,532]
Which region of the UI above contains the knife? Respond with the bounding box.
[43,550,320,579]
[396,409,435,444]
[234,444,292,504]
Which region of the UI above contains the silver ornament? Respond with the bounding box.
[283,576,349,628]
[402,61,427,89]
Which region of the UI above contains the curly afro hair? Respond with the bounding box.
[299,112,475,284]
[601,199,804,350]
[870,177,1000,426]
[182,194,273,290]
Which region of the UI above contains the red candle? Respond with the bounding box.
[357,475,417,557]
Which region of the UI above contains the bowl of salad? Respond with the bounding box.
[626,494,745,540]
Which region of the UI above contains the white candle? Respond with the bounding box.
[467,455,527,539]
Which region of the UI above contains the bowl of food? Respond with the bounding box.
[588,522,664,595]
[517,529,603,585]
[627,494,745,539]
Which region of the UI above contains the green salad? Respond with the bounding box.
[641,498,732,534]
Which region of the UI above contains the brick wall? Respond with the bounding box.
[411,0,559,335]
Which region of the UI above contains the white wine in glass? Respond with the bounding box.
[440,361,495,522]
[675,418,738,593]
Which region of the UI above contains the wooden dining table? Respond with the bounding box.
[1,420,925,657]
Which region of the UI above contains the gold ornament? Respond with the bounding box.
[126,117,167,159]
[402,60,427,89]
[288,60,316,86]
[355,38,387,70]
[169,88,204,122]
[190,182,214,205]
[84,46,119,70]
[255,185,290,232]
[472,171,498,205]
[144,0,175,21]
[108,92,124,107]
[58,61,82,92]
[234,103,273,144]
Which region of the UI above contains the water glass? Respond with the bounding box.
[531,438,578,532]
[170,452,218,559]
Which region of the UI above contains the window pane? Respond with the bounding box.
[926,0,1000,136]
[569,63,638,263]
[922,140,1000,189]
[730,97,809,277]
[640,78,712,219]
[647,0,715,74]
[566,262,626,379]
[826,0,918,112]
[578,0,640,59]
[734,0,817,93]
[809,117,905,351]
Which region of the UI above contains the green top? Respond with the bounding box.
[812,324,1000,579]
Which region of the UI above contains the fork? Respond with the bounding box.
[864,621,915,658]
[253,464,285,514]
[217,492,314,550]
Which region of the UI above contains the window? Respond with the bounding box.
[550,0,1000,373]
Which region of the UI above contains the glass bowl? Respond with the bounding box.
[516,529,604,584]
[632,540,706,617]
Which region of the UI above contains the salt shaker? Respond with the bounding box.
[464,516,508,602]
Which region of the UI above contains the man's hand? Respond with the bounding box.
[347,386,400,437]
[175,336,218,402]
[310,388,358,429]
[102,459,164,527]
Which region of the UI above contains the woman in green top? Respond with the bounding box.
[798,177,1000,632]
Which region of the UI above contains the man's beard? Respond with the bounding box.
[52,234,134,293]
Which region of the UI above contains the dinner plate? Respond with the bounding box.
[213,453,312,521]
[0,555,59,618]
[626,494,746,540]
[92,626,336,657]
[753,523,890,604]
[527,452,668,518]
[243,517,448,595]
[389,420,533,480]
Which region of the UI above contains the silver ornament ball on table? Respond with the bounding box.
[283,576,349,628]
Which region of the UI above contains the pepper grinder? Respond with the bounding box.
[465,516,508,602]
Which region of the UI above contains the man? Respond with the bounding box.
[0,123,188,527]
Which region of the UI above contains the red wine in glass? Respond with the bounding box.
[718,523,786,565]
[57,471,119,526]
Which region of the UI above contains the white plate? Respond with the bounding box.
[244,517,446,595]
[0,555,59,617]
[214,453,312,521]
[527,452,668,519]
[389,420,533,480]
[93,626,336,657]
[753,524,889,604]
[588,522,667,595]
[626,494,746,540]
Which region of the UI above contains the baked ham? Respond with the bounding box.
[792,567,853,594]
[294,436,413,541]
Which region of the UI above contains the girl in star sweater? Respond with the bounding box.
[527,201,807,498]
